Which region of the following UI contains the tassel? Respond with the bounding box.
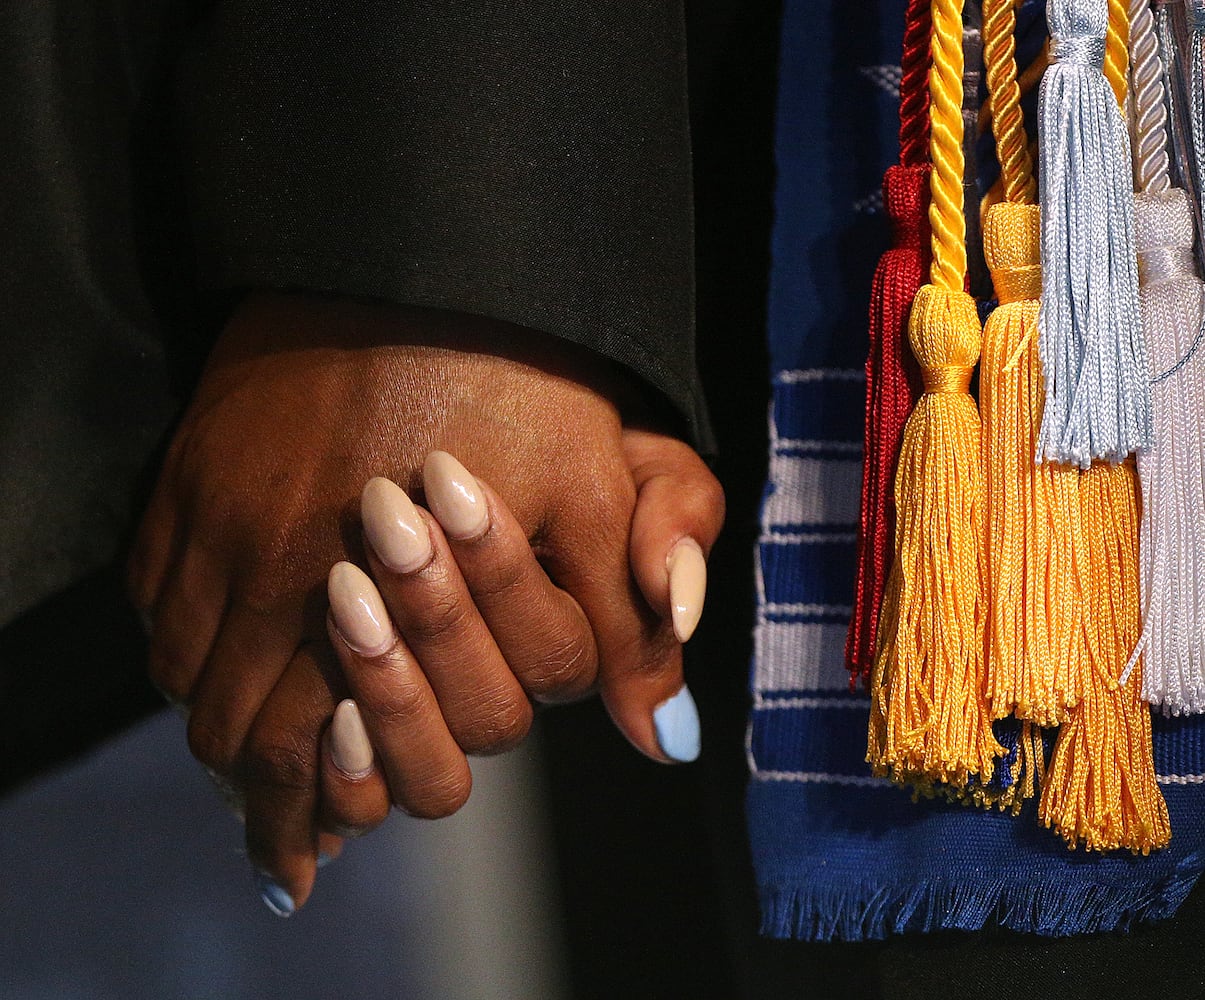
[979,0,1082,730]
[1036,0,1151,467]
[1126,202,1205,706]
[867,285,1003,789]
[981,204,1084,726]
[846,0,931,689]
[1038,462,1171,853]
[846,167,927,690]
[869,0,1003,792]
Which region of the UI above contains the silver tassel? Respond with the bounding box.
[1037,0,1151,467]
[1127,189,1205,714]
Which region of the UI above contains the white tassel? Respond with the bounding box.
[1126,189,1205,714]
[1037,0,1151,467]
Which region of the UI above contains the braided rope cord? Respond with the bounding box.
[929,0,969,290]
[983,0,1037,203]
[1105,0,1130,105]
[1129,0,1172,192]
[900,0,935,167]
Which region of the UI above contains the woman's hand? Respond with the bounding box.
[128,292,723,914]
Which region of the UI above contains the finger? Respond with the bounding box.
[356,479,533,752]
[242,642,337,916]
[536,452,687,763]
[319,699,391,836]
[185,603,300,779]
[623,429,725,642]
[561,433,723,765]
[126,467,182,618]
[604,430,724,763]
[317,833,344,867]
[405,455,598,702]
[145,548,228,707]
[327,562,473,817]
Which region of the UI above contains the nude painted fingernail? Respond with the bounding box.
[331,699,374,778]
[328,562,393,656]
[653,684,701,763]
[362,477,432,573]
[423,451,488,540]
[667,538,707,643]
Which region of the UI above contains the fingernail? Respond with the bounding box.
[423,451,488,540]
[316,851,335,869]
[254,871,295,917]
[667,538,707,643]
[362,477,432,573]
[328,562,393,656]
[331,699,374,778]
[653,684,701,763]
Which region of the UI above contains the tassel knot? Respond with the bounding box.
[884,165,928,249]
[984,207,1044,303]
[1053,34,1106,68]
[1138,246,1197,286]
[922,366,974,394]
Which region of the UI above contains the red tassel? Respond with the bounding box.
[846,1,931,688]
[846,169,928,687]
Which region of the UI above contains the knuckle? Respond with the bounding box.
[362,671,431,729]
[525,630,596,702]
[468,557,527,607]
[403,768,472,819]
[678,474,727,540]
[244,732,317,792]
[186,713,240,775]
[454,696,533,755]
[404,590,473,648]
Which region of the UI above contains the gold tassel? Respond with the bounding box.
[868,0,1003,793]
[980,204,1083,726]
[1038,462,1170,853]
[868,285,1003,790]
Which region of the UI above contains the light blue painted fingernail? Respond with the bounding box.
[653,685,701,763]
[316,851,334,869]
[255,871,295,918]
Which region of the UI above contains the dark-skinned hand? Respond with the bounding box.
[128,291,723,914]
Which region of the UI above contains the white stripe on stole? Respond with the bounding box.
[774,368,865,384]
[761,455,862,528]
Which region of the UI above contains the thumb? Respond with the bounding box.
[595,429,724,763]
[624,429,725,642]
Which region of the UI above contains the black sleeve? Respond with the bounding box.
[175,0,712,450]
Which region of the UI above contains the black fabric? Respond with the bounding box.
[0,1,193,628]
[176,0,710,449]
[0,0,706,639]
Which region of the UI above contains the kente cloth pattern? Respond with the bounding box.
[749,0,1205,941]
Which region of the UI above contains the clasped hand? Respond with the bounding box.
[128,293,724,914]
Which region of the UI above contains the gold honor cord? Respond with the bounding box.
[981,0,1081,779]
[869,0,1003,796]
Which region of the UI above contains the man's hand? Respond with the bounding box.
[128,292,723,913]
